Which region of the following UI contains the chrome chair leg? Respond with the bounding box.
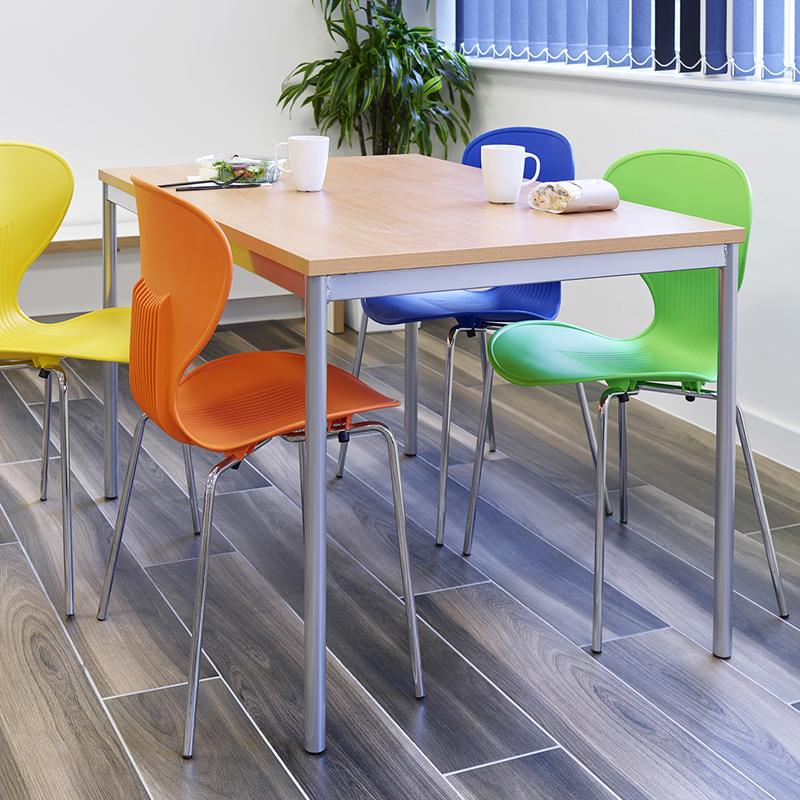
[97,413,150,620]
[184,454,239,759]
[463,365,494,556]
[40,369,53,501]
[336,311,369,477]
[593,392,615,653]
[292,422,424,695]
[352,310,369,380]
[183,444,201,534]
[576,383,613,516]
[618,396,628,524]
[736,404,788,617]
[435,327,460,546]
[478,330,496,453]
[364,423,424,698]
[55,370,74,618]
[404,322,418,456]
[297,440,306,542]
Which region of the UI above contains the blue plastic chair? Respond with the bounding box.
[339,127,598,545]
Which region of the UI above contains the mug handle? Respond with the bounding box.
[521,153,541,187]
[275,142,292,174]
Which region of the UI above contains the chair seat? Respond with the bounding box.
[489,320,719,391]
[176,350,399,457]
[0,306,131,369]
[362,282,561,329]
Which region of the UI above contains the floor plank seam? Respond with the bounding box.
[773,523,800,533]
[0,455,52,468]
[414,579,493,597]
[139,546,225,571]
[102,679,197,702]
[443,744,563,777]
[582,624,674,653]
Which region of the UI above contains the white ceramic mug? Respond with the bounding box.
[275,135,330,192]
[480,144,541,204]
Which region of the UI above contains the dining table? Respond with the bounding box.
[99,153,744,753]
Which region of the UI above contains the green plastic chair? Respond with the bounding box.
[463,149,787,653]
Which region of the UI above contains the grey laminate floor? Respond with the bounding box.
[0,316,798,799]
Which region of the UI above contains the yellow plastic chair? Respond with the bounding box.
[0,141,131,616]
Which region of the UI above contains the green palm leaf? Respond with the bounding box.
[279,0,474,157]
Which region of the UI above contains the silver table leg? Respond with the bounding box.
[305,275,327,753]
[102,186,119,499]
[713,243,737,659]
[404,322,418,456]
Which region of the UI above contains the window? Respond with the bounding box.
[456,0,800,83]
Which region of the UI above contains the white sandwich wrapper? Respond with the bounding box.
[527,179,620,214]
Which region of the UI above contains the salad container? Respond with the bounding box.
[194,154,281,184]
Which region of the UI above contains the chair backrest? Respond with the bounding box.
[604,149,752,385]
[462,126,576,181]
[130,177,233,443]
[0,142,73,320]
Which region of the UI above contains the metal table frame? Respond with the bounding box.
[101,175,738,755]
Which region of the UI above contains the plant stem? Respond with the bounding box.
[354,116,367,156]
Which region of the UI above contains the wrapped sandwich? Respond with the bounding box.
[527,179,620,214]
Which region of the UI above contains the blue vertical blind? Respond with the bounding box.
[456,0,800,82]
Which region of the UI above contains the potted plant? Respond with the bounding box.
[279,0,475,157]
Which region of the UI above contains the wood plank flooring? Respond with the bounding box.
[0,315,798,799]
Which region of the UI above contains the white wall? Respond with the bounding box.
[3,0,359,225]
[455,63,800,471]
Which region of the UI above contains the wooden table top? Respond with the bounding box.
[100,154,745,278]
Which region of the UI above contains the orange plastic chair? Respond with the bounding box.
[96,177,424,758]
[0,141,131,617]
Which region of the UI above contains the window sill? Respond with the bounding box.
[467,57,800,101]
